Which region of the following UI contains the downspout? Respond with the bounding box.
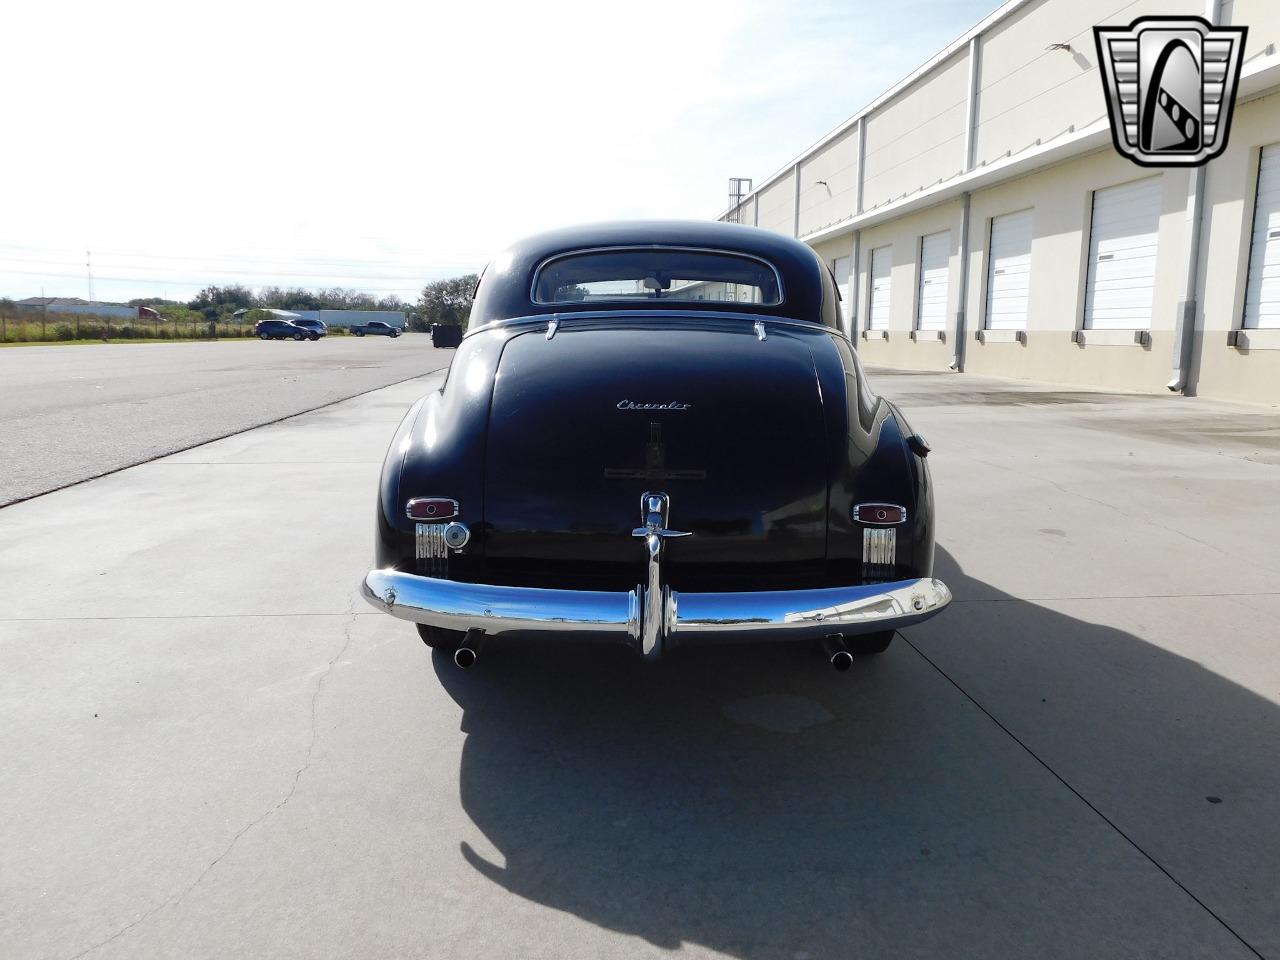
[792,162,802,239]
[953,34,982,371]
[849,229,862,340]
[952,192,972,372]
[1168,0,1220,393]
[1168,166,1208,393]
[852,116,866,342]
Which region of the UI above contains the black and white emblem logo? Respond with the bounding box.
[1094,16,1247,167]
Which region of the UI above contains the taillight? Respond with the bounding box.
[853,503,907,525]
[406,497,459,521]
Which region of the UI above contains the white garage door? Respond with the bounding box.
[833,255,852,331]
[985,210,1032,330]
[1084,177,1161,330]
[916,231,950,331]
[868,246,891,330]
[1244,145,1280,329]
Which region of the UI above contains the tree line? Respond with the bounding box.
[2,272,483,332]
[125,275,481,331]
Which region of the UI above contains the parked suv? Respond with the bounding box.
[255,319,308,340]
[291,318,327,338]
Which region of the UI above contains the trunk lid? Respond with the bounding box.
[482,321,828,591]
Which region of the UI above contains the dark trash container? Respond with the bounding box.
[431,325,464,348]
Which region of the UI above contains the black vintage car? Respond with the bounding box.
[362,221,950,669]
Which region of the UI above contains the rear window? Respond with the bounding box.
[532,248,783,306]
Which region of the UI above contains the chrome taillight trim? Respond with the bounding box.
[852,502,908,526]
[406,497,460,521]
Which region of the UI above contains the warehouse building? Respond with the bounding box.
[718,0,1280,404]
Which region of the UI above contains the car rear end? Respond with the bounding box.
[362,227,950,664]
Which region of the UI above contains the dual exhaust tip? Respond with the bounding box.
[823,635,853,672]
[449,631,856,671]
[453,629,484,669]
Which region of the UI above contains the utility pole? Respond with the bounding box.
[86,250,95,303]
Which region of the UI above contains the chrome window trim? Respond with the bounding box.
[467,310,828,338]
[529,245,787,307]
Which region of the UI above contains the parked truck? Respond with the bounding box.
[351,320,401,338]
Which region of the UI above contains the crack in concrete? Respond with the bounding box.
[64,607,359,960]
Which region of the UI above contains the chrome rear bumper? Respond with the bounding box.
[362,569,951,659]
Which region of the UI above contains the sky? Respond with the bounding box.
[0,0,997,304]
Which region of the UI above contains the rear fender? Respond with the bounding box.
[818,336,935,582]
[374,331,509,570]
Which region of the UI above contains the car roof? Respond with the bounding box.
[470,219,833,328]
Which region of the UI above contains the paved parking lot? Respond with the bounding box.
[0,336,453,505]
[2,367,1279,959]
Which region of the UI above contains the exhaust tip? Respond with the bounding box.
[830,650,853,672]
[454,646,477,669]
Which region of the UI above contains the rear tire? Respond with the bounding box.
[309,333,319,341]
[293,332,304,341]
[848,630,894,655]
[355,330,365,337]
[391,330,399,338]
[416,623,463,651]
[259,333,270,340]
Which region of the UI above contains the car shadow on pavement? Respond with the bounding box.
[430,547,1279,959]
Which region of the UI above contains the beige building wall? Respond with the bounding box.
[714,0,1280,405]
[962,149,1192,391]
[972,0,1175,166]
[849,202,966,372]
[861,51,969,211]
[1192,91,1280,403]
[1223,0,1280,57]
[798,125,860,237]
[756,172,796,235]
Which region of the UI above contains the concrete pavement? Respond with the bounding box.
[0,336,453,506]
[2,367,1278,959]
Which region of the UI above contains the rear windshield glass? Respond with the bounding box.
[532,248,783,305]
